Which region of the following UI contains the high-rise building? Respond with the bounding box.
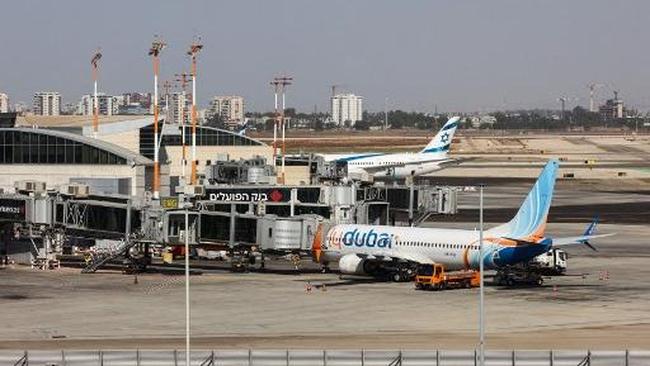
[79,94,118,116]
[167,92,189,124]
[331,93,363,126]
[0,93,9,113]
[121,92,152,109]
[208,96,244,125]
[33,92,61,116]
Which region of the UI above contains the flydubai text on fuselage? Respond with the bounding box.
[323,117,460,178]
[312,159,613,275]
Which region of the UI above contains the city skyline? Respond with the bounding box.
[1,1,649,113]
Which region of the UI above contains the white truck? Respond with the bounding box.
[494,248,568,286]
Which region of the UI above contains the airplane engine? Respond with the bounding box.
[338,254,379,275]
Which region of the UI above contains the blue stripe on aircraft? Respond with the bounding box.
[335,153,385,162]
[422,144,450,153]
[442,122,458,131]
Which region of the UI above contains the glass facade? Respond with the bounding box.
[139,124,264,159]
[0,130,127,165]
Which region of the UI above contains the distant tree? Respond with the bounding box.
[354,120,370,130]
[204,113,225,128]
[264,118,275,131]
[284,108,296,117]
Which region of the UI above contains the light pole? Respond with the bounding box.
[91,50,102,139]
[149,36,166,200]
[184,201,192,366]
[187,38,203,185]
[175,73,190,183]
[478,184,485,366]
[384,97,388,130]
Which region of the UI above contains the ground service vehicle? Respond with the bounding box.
[415,264,480,290]
[530,248,567,275]
[494,248,568,287]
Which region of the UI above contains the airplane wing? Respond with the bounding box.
[551,216,614,251]
[552,233,615,247]
[395,251,435,264]
[438,156,475,167]
[356,250,434,264]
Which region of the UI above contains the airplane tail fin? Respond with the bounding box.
[488,159,560,241]
[420,116,460,154]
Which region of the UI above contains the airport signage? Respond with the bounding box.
[357,187,387,202]
[0,199,26,221]
[205,188,292,202]
[161,197,179,209]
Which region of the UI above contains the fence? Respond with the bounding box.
[1,349,649,366]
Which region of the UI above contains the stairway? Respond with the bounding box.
[81,240,137,273]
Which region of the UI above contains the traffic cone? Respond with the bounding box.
[133,275,139,285]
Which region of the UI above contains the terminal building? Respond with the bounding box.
[0,112,460,272]
[1,114,274,196]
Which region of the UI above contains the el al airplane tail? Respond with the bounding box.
[488,159,559,241]
[420,116,460,155]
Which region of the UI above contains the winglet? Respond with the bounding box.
[581,215,599,251]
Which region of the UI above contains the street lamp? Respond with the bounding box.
[478,184,485,366]
[182,198,193,366]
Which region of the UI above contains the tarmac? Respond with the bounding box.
[1,181,649,350]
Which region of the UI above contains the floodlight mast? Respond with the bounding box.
[176,73,191,182]
[271,76,292,183]
[91,50,102,138]
[149,36,166,200]
[187,39,203,185]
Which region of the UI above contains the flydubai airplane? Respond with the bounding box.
[311,159,613,280]
[322,116,461,178]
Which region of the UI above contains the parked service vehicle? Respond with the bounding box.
[494,249,568,287]
[530,248,567,275]
[415,264,480,290]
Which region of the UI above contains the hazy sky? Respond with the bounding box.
[1,1,649,113]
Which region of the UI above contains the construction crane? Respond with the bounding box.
[330,84,347,97]
[90,49,102,138]
[187,37,203,185]
[148,35,166,200]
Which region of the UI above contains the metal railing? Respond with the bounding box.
[1,349,648,366]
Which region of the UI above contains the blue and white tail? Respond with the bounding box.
[420,116,460,154]
[488,159,559,241]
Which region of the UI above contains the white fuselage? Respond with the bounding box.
[325,152,449,178]
[321,224,491,270]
